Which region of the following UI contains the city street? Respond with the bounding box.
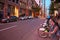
[0,18,57,40]
[0,0,59,40]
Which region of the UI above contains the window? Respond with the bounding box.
[29,10,32,16]
[55,0,60,3]
[0,11,4,18]
[11,6,15,15]
[0,2,4,10]
[12,0,15,2]
[9,0,11,1]
[16,0,18,3]
[20,2,26,8]
[7,5,11,16]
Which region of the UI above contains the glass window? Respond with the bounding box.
[9,0,11,1]
[29,10,32,16]
[11,6,15,15]
[0,2,4,10]
[20,2,26,8]
[16,0,18,3]
[7,5,11,16]
[0,11,4,19]
[12,0,15,2]
[20,8,22,13]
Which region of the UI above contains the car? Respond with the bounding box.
[27,16,33,19]
[19,16,28,20]
[9,16,18,22]
[19,17,25,20]
[1,18,9,23]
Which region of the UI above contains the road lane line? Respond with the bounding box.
[0,25,17,31]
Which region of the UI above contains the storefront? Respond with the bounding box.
[7,5,19,17]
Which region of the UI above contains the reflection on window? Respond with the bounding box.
[20,8,22,13]
[11,6,15,15]
[16,0,18,3]
[9,0,11,1]
[12,0,15,2]
[8,5,15,16]
[0,2,4,10]
[7,5,11,16]
[29,10,32,16]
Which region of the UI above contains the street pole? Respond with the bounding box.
[44,0,45,17]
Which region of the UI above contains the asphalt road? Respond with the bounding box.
[0,18,57,40]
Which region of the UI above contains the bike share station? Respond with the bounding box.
[38,20,50,38]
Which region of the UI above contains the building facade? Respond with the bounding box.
[0,0,38,18]
[0,0,20,18]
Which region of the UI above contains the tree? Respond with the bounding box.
[31,6,41,12]
[49,2,54,16]
[54,0,60,3]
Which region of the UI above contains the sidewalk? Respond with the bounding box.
[38,16,46,19]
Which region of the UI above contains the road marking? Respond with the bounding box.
[0,25,17,32]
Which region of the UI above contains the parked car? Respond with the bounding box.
[9,16,18,22]
[0,16,18,23]
[28,16,33,19]
[1,18,9,23]
[19,16,28,20]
